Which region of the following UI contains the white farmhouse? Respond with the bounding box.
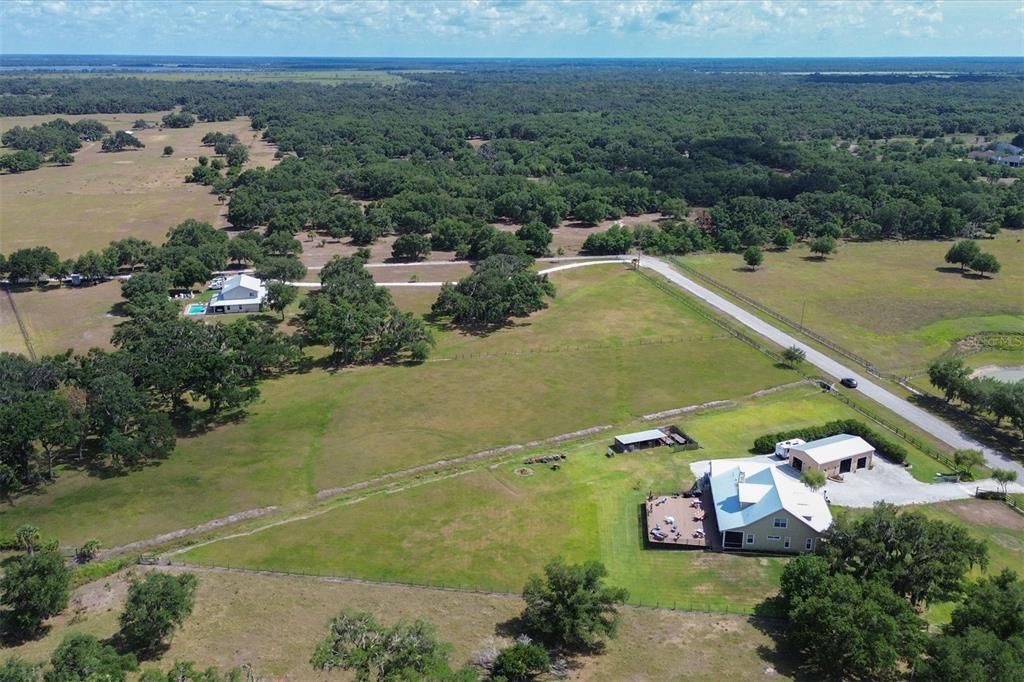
[208,274,266,314]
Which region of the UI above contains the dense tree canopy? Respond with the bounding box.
[44,633,137,682]
[100,131,144,152]
[521,559,628,651]
[821,502,987,607]
[0,548,70,639]
[432,254,555,325]
[117,573,197,653]
[779,555,926,679]
[299,256,433,363]
[310,611,476,681]
[161,111,196,128]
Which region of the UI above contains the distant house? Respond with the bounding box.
[706,460,832,553]
[208,274,266,314]
[785,434,874,477]
[969,144,1023,168]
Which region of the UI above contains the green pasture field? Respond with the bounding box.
[5,568,790,681]
[178,385,942,611]
[679,232,1024,375]
[0,267,797,547]
[0,113,276,257]
[183,434,783,612]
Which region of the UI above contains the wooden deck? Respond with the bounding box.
[644,492,712,549]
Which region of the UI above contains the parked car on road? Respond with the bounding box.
[840,377,859,389]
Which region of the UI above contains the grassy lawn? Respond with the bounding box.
[183,442,783,612]
[179,385,942,611]
[0,267,796,547]
[679,232,1024,375]
[5,568,789,681]
[0,113,276,257]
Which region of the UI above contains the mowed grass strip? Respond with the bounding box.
[0,113,276,256]
[5,567,790,681]
[0,268,793,547]
[680,233,1024,374]
[182,386,925,611]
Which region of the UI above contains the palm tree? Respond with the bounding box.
[15,524,41,556]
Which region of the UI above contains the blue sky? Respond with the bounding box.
[1,0,1022,58]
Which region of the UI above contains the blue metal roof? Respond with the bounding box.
[709,464,783,532]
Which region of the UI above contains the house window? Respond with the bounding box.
[805,538,814,551]
[767,535,781,541]
[745,533,755,544]
[784,537,792,549]
[773,518,788,528]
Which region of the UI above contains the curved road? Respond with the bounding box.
[639,256,1023,479]
[288,257,630,288]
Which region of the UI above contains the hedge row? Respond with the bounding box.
[752,419,908,464]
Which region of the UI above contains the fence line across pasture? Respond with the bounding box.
[3,286,37,361]
[162,560,772,618]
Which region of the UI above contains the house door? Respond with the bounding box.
[723,531,744,550]
[791,457,803,472]
[856,456,867,470]
[839,458,852,474]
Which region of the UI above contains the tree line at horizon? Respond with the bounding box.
[2,71,1023,257]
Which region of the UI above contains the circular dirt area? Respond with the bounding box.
[515,467,534,477]
[971,365,1024,383]
[935,500,1024,531]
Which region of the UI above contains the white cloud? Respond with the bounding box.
[0,0,1020,57]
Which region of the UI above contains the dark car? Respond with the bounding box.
[840,377,859,389]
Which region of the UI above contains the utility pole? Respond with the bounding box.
[799,301,807,331]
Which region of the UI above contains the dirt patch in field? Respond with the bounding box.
[71,572,132,612]
[299,233,462,267]
[934,499,1024,531]
[494,213,667,257]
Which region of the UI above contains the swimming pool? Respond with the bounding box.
[185,303,207,315]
